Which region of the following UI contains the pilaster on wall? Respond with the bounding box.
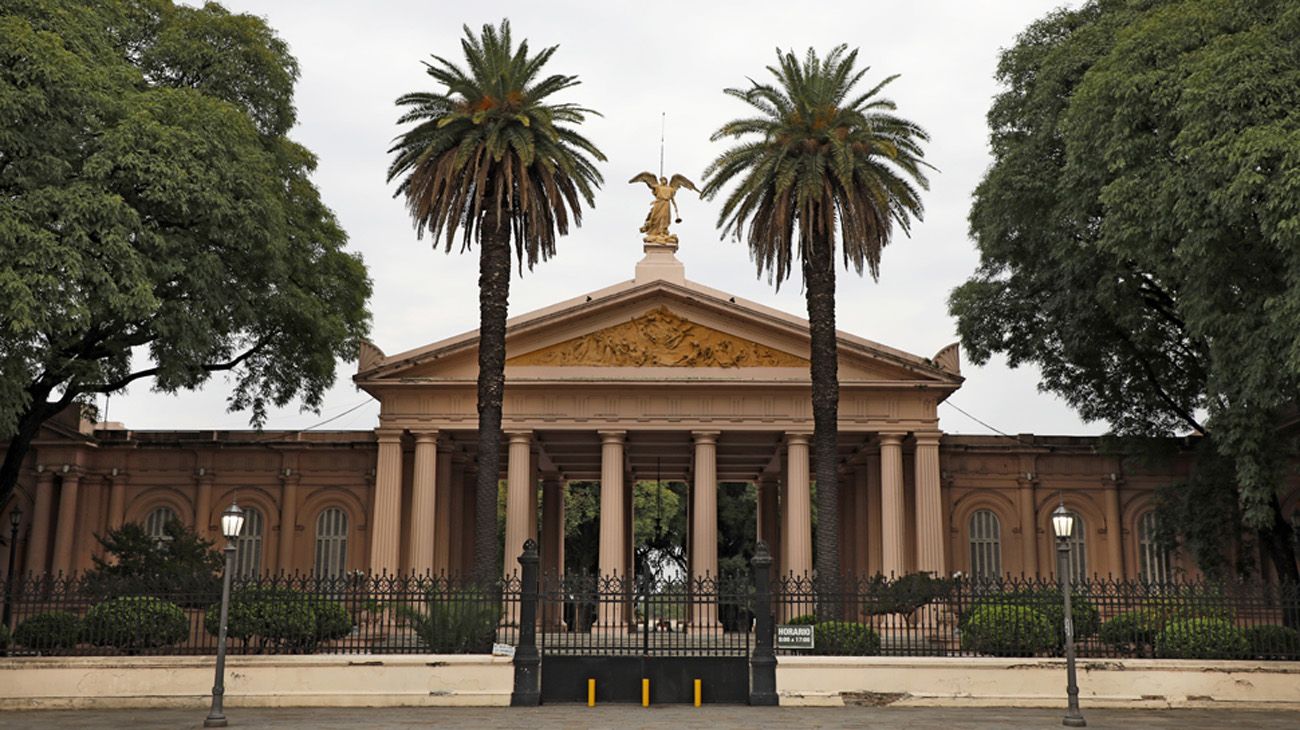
[914,431,945,575]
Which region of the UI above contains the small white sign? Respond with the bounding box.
[776,624,815,650]
[491,643,516,657]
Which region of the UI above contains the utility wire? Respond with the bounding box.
[941,399,1036,446]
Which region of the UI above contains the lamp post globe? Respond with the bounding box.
[205,500,242,727]
[8,506,20,531]
[1053,502,1086,727]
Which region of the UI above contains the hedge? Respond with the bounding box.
[83,596,189,651]
[960,604,1055,657]
[812,621,880,655]
[1242,625,1300,660]
[14,611,81,651]
[1155,617,1248,659]
[207,587,353,652]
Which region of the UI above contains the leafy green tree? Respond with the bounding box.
[704,46,931,581]
[387,20,604,582]
[948,0,1300,582]
[82,519,223,600]
[0,1,372,511]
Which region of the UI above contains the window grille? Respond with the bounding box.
[314,508,348,578]
[145,506,179,539]
[1138,511,1171,583]
[235,507,264,577]
[968,509,1002,579]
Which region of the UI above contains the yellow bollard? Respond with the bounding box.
[588,678,596,707]
[694,678,701,707]
[642,677,650,707]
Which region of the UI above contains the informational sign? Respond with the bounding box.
[775,624,814,650]
[491,642,516,658]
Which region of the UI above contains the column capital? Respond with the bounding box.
[506,431,533,445]
[375,427,404,444]
[691,430,721,444]
[877,431,907,446]
[409,429,439,443]
[598,430,626,444]
[913,430,943,446]
[784,432,812,446]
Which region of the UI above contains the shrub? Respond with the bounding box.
[205,587,351,652]
[1155,617,1247,659]
[399,590,500,653]
[1099,608,1165,657]
[964,589,1099,649]
[813,621,880,656]
[861,573,955,616]
[14,611,81,652]
[787,614,817,626]
[83,596,188,651]
[960,604,1055,657]
[1242,625,1300,660]
[0,623,8,652]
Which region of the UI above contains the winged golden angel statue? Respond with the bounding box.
[630,172,699,245]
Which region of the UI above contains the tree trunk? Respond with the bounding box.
[0,384,64,513]
[1258,493,1300,628]
[472,208,513,585]
[803,240,840,585]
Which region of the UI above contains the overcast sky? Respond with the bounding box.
[103,0,1101,438]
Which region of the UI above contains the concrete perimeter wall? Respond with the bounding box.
[0,654,513,710]
[777,656,1300,709]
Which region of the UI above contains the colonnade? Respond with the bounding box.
[367,428,947,599]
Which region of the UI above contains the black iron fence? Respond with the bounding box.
[2,568,1297,661]
[772,574,1300,661]
[0,572,521,656]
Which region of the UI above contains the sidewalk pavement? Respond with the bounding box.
[0,706,1295,729]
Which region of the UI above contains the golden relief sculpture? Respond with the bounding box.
[630,172,699,246]
[507,307,808,368]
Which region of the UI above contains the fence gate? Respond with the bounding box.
[535,571,757,704]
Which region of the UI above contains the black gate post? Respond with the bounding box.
[512,539,541,707]
[749,540,778,706]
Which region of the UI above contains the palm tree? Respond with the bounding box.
[702,46,930,582]
[388,20,604,582]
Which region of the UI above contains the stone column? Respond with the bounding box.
[106,472,127,533]
[691,431,721,627]
[914,431,945,575]
[853,466,870,578]
[447,457,465,575]
[433,441,454,573]
[369,429,404,574]
[51,471,80,574]
[841,470,857,577]
[529,452,541,544]
[541,474,566,628]
[866,452,882,576]
[757,474,778,550]
[1104,477,1124,579]
[194,470,213,539]
[26,469,55,574]
[1017,475,1039,576]
[597,431,626,629]
[503,432,533,578]
[407,431,439,575]
[279,471,300,571]
[460,464,478,576]
[783,433,812,578]
[879,432,907,577]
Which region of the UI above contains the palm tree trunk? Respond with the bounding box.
[472,208,512,585]
[803,241,840,586]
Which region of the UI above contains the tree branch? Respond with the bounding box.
[80,339,270,396]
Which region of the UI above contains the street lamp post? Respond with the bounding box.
[3,506,22,632]
[1051,504,1086,728]
[205,501,244,728]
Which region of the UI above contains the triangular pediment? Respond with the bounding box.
[506,306,807,368]
[356,276,962,387]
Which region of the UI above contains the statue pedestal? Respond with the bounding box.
[634,240,685,285]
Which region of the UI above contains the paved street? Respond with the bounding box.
[0,706,1296,729]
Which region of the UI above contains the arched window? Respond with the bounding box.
[1064,511,1088,583]
[234,507,264,578]
[1137,511,1170,583]
[145,506,179,539]
[968,509,1002,579]
[314,508,348,578]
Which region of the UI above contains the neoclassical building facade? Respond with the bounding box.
[4,242,1296,583]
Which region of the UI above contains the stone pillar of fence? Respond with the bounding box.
[511,539,540,707]
[749,540,778,706]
